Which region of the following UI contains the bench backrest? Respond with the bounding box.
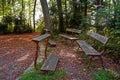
[87,31,109,44]
[66,28,81,34]
[32,34,50,42]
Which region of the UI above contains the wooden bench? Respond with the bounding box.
[60,28,81,46]
[66,28,81,34]
[77,31,109,68]
[41,53,59,71]
[60,34,79,46]
[48,40,56,47]
[32,34,50,70]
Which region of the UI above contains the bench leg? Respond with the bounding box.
[88,56,93,69]
[34,42,39,70]
[100,56,104,69]
[70,40,75,47]
[77,47,80,51]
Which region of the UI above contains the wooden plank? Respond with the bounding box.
[77,40,100,55]
[32,34,50,42]
[87,31,109,44]
[48,40,56,47]
[66,28,81,34]
[60,34,79,40]
[41,53,59,71]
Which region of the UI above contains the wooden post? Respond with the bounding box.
[34,42,39,70]
[44,38,49,59]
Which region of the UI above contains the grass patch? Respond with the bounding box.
[19,62,66,80]
[47,47,52,52]
[91,69,117,80]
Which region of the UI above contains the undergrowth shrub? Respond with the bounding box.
[0,23,8,34]
[19,62,66,80]
[106,37,120,64]
[91,69,117,80]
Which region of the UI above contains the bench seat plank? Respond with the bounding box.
[48,40,56,47]
[60,34,79,40]
[41,53,59,71]
[66,28,81,34]
[87,31,109,44]
[77,40,100,55]
[32,34,50,42]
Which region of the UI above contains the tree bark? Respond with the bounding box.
[2,0,4,18]
[33,0,37,32]
[84,0,87,16]
[57,0,64,32]
[40,0,51,31]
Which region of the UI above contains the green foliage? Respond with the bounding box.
[35,18,44,33]
[2,15,13,24]
[0,23,9,34]
[0,15,15,34]
[106,37,120,64]
[103,27,114,37]
[14,24,33,34]
[19,62,66,80]
[69,14,83,28]
[91,69,116,80]
[52,30,60,39]
[47,47,52,52]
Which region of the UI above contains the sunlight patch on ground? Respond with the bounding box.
[0,49,15,57]
[66,52,76,58]
[17,54,29,62]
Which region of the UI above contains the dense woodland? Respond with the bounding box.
[0,0,120,79]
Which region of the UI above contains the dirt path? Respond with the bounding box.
[0,33,40,80]
[0,33,119,80]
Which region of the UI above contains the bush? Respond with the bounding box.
[19,62,66,80]
[0,23,10,34]
[91,69,117,80]
[106,37,120,64]
[14,24,33,34]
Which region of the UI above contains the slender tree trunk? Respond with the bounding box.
[29,0,31,27]
[2,0,4,18]
[84,0,87,16]
[65,0,68,28]
[57,0,64,32]
[72,0,77,17]
[12,0,15,14]
[33,0,37,32]
[40,0,51,31]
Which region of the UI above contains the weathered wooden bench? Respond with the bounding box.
[77,31,109,68]
[32,34,50,70]
[41,53,59,71]
[48,40,56,47]
[60,28,81,46]
[32,34,59,71]
[60,34,79,46]
[66,28,81,34]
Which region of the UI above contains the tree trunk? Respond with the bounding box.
[65,0,68,28]
[33,0,37,32]
[40,0,51,31]
[57,0,64,32]
[72,0,77,17]
[21,0,25,26]
[84,0,87,16]
[28,0,31,27]
[2,0,4,18]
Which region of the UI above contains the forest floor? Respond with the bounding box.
[0,32,119,80]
